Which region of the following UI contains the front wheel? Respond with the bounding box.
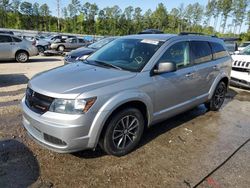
[205,81,226,111]
[58,45,65,52]
[100,108,145,156]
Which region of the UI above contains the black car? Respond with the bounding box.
[64,37,117,64]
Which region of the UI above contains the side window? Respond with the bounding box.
[0,35,12,43]
[78,39,84,43]
[12,37,22,42]
[210,42,229,59]
[158,41,190,69]
[190,41,212,64]
[71,38,77,43]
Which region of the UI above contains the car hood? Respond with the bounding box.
[231,55,250,62]
[29,62,136,99]
[69,47,95,57]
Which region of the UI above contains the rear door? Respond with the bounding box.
[189,41,216,95]
[0,35,14,59]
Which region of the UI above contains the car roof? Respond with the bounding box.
[0,33,14,37]
[121,34,177,41]
[121,34,224,44]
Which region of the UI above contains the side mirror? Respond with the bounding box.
[154,62,177,74]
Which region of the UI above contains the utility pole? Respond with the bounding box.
[57,0,60,32]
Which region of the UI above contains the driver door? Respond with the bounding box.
[152,41,201,121]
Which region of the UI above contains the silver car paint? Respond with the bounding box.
[21,34,232,153]
[0,34,38,60]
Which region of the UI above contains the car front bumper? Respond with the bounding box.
[230,70,250,89]
[21,97,96,153]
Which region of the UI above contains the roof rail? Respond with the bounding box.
[179,32,217,38]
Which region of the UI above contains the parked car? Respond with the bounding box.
[64,37,117,64]
[221,37,239,54]
[44,35,75,43]
[19,35,50,53]
[50,37,86,52]
[0,30,14,35]
[230,45,250,89]
[0,34,38,62]
[21,33,232,156]
[238,41,250,51]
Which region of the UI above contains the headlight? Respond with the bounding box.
[49,97,96,114]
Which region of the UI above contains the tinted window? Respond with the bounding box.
[158,41,190,69]
[190,41,212,64]
[12,37,22,42]
[210,42,228,59]
[0,35,12,43]
[78,38,85,43]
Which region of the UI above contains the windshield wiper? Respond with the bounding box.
[93,60,123,70]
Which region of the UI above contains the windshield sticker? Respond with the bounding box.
[141,39,159,45]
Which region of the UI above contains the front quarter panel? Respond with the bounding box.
[87,90,154,148]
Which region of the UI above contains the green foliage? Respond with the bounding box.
[1,0,250,38]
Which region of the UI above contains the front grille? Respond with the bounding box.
[25,88,54,114]
[233,60,250,68]
[232,67,250,73]
[44,133,66,146]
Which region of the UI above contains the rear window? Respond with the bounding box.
[210,42,228,59]
[190,41,212,64]
[0,35,12,43]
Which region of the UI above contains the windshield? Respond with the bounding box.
[240,45,250,55]
[88,37,115,49]
[87,38,164,72]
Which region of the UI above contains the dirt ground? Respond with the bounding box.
[0,56,250,188]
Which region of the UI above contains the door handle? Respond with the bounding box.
[213,65,219,70]
[185,72,195,77]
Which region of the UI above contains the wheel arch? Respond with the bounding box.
[87,91,153,149]
[15,49,29,57]
[208,74,229,100]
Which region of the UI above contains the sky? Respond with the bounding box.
[26,0,248,33]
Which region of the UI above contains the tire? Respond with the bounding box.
[205,81,227,111]
[37,46,45,53]
[58,45,65,52]
[15,51,29,63]
[100,108,145,156]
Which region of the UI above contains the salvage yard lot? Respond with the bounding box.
[0,56,250,188]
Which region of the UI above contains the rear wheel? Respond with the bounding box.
[205,81,226,111]
[100,108,145,156]
[16,51,29,63]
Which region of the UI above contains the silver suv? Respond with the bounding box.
[21,34,232,156]
[0,34,38,62]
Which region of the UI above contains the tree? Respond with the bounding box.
[218,0,233,33]
[39,3,50,31]
[33,2,40,30]
[0,0,10,27]
[151,3,168,31]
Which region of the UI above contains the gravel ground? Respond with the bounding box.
[0,56,250,188]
